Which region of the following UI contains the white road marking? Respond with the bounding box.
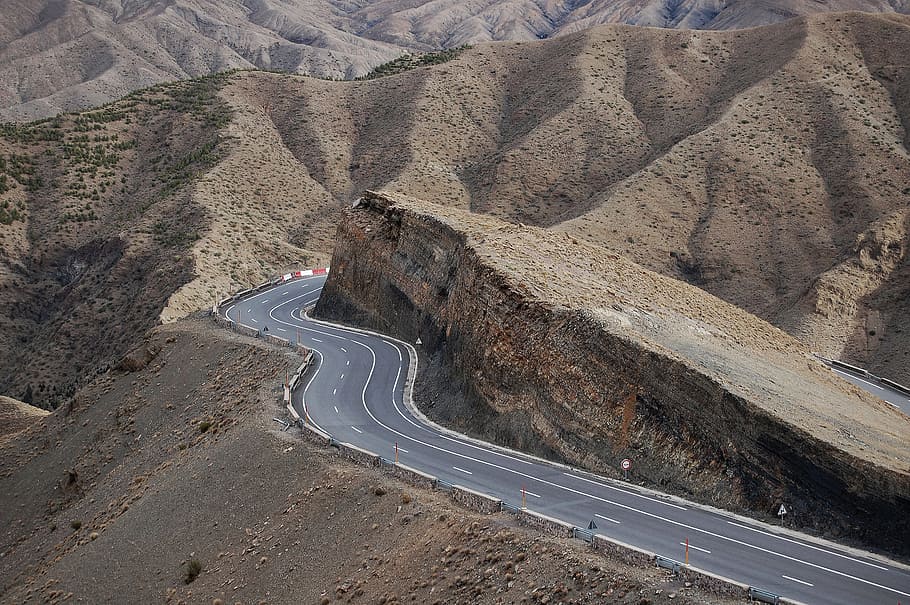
[277,327,287,332]
[351,426,363,434]
[595,514,621,524]
[564,472,687,510]
[261,299,269,303]
[272,283,910,600]
[282,291,289,295]
[346,360,350,366]
[332,388,337,395]
[250,317,258,323]
[397,447,409,453]
[312,338,323,343]
[453,466,473,475]
[523,490,541,498]
[340,373,344,380]
[247,308,252,313]
[333,406,339,414]
[681,542,711,554]
[782,575,814,587]
[727,521,888,571]
[341,347,347,353]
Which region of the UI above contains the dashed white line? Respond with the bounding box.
[523,490,541,498]
[312,338,323,343]
[332,388,337,395]
[277,327,287,332]
[782,575,814,587]
[682,542,711,554]
[346,360,350,366]
[340,373,344,380]
[452,466,473,475]
[250,317,258,323]
[281,291,289,295]
[595,514,621,524]
[351,426,363,434]
[340,347,347,353]
[261,299,269,303]
[333,406,339,414]
[397,447,409,454]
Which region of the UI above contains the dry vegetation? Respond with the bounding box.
[2,12,908,411]
[1,0,909,121]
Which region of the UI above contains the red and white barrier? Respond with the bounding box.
[281,267,330,282]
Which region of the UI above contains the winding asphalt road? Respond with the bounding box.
[221,275,910,605]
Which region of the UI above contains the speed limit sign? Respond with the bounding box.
[621,458,632,470]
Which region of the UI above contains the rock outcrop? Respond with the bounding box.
[317,190,910,554]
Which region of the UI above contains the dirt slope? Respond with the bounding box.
[0,396,49,438]
[0,320,735,605]
[2,1,909,120]
[2,12,908,406]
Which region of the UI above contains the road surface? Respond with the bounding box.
[221,275,910,605]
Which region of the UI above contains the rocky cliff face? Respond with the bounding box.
[316,190,910,555]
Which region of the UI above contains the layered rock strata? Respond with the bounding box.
[316,190,910,554]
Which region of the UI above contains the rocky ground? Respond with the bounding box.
[0,319,737,605]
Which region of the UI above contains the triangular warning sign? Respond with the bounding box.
[778,504,788,516]
[587,519,598,530]
[416,337,423,345]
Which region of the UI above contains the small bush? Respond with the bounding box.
[70,520,82,530]
[198,421,212,433]
[184,558,202,584]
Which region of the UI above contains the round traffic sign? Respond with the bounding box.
[621,458,632,471]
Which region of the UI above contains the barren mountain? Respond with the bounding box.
[1,0,909,120]
[1,12,908,411]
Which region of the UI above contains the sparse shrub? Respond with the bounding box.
[184,558,202,584]
[198,420,212,433]
[70,520,82,531]
[401,492,413,504]
[373,485,387,496]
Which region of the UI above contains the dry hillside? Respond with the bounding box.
[0,319,736,605]
[1,0,909,120]
[1,11,908,410]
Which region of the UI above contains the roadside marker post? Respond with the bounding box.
[521,486,527,509]
[685,537,689,565]
[395,441,399,464]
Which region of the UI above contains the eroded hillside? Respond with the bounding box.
[2,12,908,407]
[1,0,909,120]
[316,190,910,553]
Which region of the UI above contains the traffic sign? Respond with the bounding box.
[778,504,788,517]
[621,458,632,470]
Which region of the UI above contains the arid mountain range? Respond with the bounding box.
[1,0,909,120]
[0,12,907,411]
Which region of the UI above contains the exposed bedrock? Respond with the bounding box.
[316,190,910,556]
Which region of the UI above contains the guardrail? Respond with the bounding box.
[214,266,799,605]
[748,586,781,604]
[815,353,910,397]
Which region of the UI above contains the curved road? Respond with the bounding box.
[222,275,910,605]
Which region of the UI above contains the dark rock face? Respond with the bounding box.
[316,191,910,556]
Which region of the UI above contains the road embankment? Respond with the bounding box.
[316,190,910,556]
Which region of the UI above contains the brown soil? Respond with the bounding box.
[0,319,736,605]
[0,396,49,438]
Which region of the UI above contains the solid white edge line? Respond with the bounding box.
[245,280,910,597]
[726,521,888,571]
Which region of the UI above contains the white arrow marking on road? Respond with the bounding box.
[452,466,473,475]
[782,575,814,587]
[681,542,711,554]
[595,514,621,524]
